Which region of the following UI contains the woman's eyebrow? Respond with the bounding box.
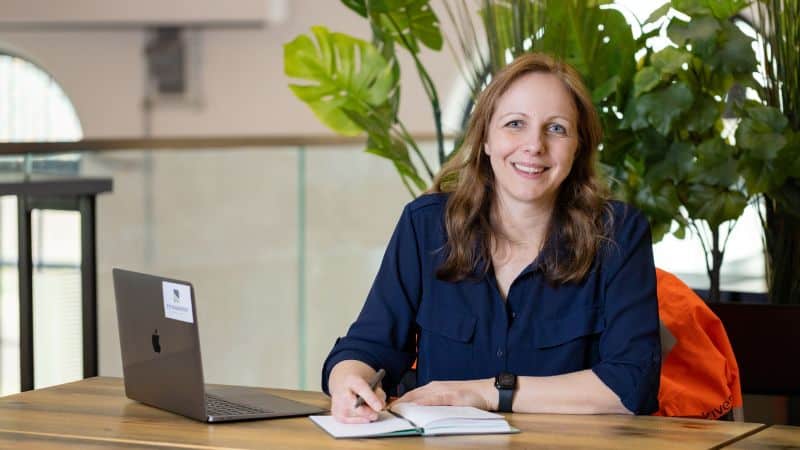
[496,111,529,120]
[547,114,575,124]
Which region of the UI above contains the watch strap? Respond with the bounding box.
[498,385,514,412]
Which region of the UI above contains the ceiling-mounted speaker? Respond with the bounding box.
[145,27,185,95]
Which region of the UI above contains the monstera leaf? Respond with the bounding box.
[284,26,398,136]
[341,0,442,53]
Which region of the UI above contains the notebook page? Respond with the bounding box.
[310,411,414,438]
[389,403,505,428]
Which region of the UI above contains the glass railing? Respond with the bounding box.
[0,138,766,396]
[0,139,440,395]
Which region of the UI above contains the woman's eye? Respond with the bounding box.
[505,120,523,128]
[548,123,567,134]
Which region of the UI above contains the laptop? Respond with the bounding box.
[112,268,326,422]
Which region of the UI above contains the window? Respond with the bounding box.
[0,49,84,395]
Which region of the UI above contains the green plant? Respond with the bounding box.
[610,0,763,302]
[283,1,445,196]
[747,0,800,303]
[283,0,779,302]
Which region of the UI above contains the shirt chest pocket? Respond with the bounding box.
[415,305,477,376]
[533,306,606,349]
[416,306,477,343]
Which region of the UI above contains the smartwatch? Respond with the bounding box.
[494,372,517,412]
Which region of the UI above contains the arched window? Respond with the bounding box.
[0,50,82,142]
[0,49,85,395]
[0,49,83,173]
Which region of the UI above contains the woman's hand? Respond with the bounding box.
[328,361,386,423]
[394,378,497,410]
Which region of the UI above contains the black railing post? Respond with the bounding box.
[17,194,34,392]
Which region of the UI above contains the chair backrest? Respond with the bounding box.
[653,269,743,420]
[707,303,800,396]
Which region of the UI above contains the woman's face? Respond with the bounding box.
[484,72,579,212]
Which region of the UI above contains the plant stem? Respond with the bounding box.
[709,224,724,303]
[396,163,419,197]
[395,120,435,179]
[355,95,435,182]
[383,13,446,166]
[690,220,712,281]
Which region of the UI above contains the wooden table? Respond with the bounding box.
[0,377,774,449]
[724,425,800,449]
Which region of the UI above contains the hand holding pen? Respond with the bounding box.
[354,369,385,408]
[328,361,387,424]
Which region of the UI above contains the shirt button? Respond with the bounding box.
[497,349,504,358]
[511,312,517,319]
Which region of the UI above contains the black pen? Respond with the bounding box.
[354,368,386,409]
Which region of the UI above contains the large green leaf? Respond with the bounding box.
[629,82,694,135]
[633,67,660,97]
[646,141,694,184]
[633,182,682,241]
[284,26,398,136]
[671,0,712,16]
[690,137,739,187]
[651,46,693,76]
[736,104,788,160]
[370,0,443,53]
[540,2,636,90]
[341,0,368,17]
[684,94,719,134]
[673,0,748,18]
[684,185,747,228]
[668,15,720,58]
[739,157,787,194]
[707,21,758,76]
[706,0,750,19]
[592,75,621,103]
[737,115,795,194]
[644,2,672,26]
[744,103,789,130]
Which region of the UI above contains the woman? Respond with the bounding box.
[322,53,660,423]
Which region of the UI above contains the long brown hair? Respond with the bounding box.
[431,52,610,284]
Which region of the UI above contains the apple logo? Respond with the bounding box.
[152,329,161,353]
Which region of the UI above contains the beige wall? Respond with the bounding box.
[0,1,463,138]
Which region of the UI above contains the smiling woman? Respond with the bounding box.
[322,53,661,423]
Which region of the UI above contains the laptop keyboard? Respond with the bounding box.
[205,393,271,417]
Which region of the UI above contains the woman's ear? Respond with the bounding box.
[484,143,490,156]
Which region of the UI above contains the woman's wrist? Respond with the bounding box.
[477,378,499,411]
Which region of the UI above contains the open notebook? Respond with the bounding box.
[310,403,518,438]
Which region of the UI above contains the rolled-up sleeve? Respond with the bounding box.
[321,204,421,395]
[591,207,661,414]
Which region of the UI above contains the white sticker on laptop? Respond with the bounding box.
[162,281,194,323]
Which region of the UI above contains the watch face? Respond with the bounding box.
[496,372,515,388]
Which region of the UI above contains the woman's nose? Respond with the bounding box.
[521,129,544,154]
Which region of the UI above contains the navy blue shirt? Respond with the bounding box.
[322,193,660,414]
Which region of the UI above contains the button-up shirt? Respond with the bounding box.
[322,193,661,414]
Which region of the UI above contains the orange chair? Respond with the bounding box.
[653,268,743,420]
